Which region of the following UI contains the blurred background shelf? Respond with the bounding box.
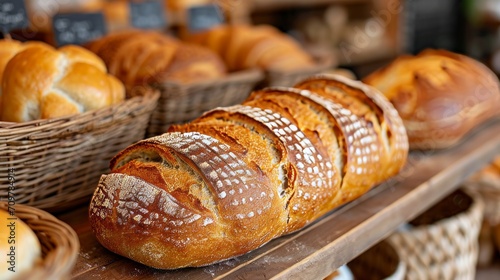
[251,0,372,12]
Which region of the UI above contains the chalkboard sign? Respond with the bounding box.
[52,12,106,46]
[130,1,166,29]
[187,4,224,33]
[0,0,29,34]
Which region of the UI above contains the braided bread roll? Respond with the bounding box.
[0,39,125,122]
[89,75,408,269]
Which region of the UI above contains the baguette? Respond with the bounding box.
[89,74,408,269]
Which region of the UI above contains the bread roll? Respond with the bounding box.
[89,74,408,269]
[363,49,500,149]
[0,40,50,113]
[0,209,41,280]
[0,40,125,122]
[86,30,226,86]
[184,24,316,72]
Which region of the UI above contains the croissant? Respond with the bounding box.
[85,30,227,86]
[183,24,316,72]
[89,74,408,269]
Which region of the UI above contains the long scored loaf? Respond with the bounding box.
[89,74,408,269]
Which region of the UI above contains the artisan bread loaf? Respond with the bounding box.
[89,74,408,269]
[0,39,125,122]
[86,30,227,86]
[363,49,500,149]
[183,24,316,72]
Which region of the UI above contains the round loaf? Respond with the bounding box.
[363,49,500,149]
[0,40,125,122]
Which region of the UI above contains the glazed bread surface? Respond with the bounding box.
[89,74,408,269]
[363,49,500,149]
[0,39,125,122]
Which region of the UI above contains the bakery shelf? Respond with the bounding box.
[58,118,500,279]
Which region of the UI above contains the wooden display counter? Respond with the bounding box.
[59,119,500,279]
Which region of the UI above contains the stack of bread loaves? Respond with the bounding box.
[89,74,408,269]
[85,30,227,86]
[0,39,125,123]
[364,49,500,149]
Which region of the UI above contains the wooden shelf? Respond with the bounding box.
[59,119,500,280]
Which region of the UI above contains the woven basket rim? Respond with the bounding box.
[389,188,484,279]
[0,87,159,131]
[348,240,406,280]
[405,189,484,233]
[0,202,79,279]
[155,68,264,90]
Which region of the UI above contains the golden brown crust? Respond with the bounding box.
[0,210,41,278]
[151,43,227,84]
[92,132,285,268]
[0,40,54,115]
[89,77,408,269]
[86,30,226,86]
[184,24,315,72]
[0,39,125,122]
[295,74,409,180]
[363,49,500,149]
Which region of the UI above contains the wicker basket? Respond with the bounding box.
[147,69,263,137]
[263,52,336,87]
[0,88,159,213]
[465,165,500,226]
[348,240,406,280]
[0,202,79,280]
[388,189,484,280]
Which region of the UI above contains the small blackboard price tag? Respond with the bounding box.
[130,1,166,29]
[187,4,224,33]
[0,0,29,34]
[52,12,107,46]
